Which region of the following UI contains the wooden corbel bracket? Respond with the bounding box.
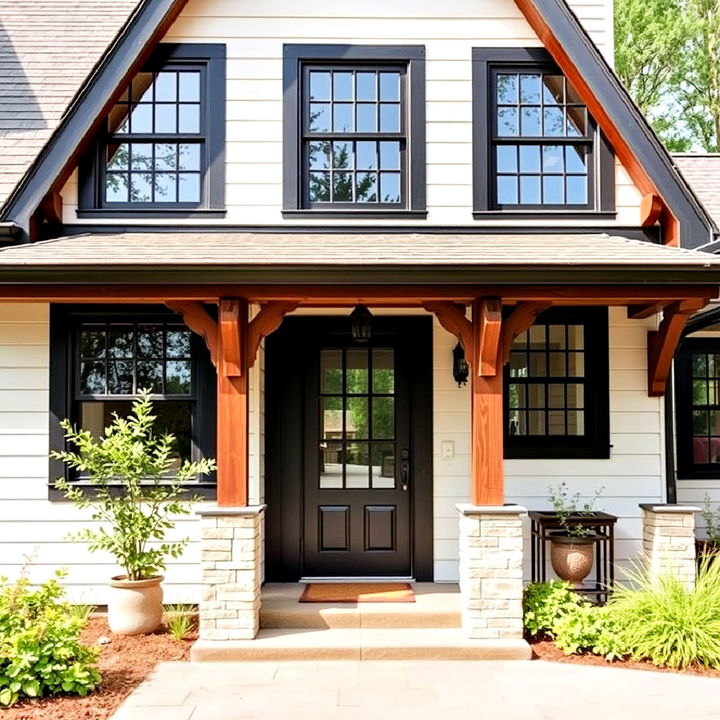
[423,301,474,360]
[247,301,299,368]
[165,301,219,368]
[648,298,708,396]
[499,301,550,365]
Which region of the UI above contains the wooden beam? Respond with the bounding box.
[0,284,716,305]
[39,191,63,225]
[166,301,219,368]
[641,193,664,228]
[472,371,504,505]
[423,301,474,356]
[473,298,502,376]
[247,301,299,369]
[216,298,249,506]
[219,299,243,378]
[648,299,707,396]
[499,301,551,365]
[627,302,670,320]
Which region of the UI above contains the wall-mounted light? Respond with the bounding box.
[350,304,373,342]
[453,342,469,387]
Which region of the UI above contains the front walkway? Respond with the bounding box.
[111,659,720,720]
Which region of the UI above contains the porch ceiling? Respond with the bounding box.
[0,232,720,288]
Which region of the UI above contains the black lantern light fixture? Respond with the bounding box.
[350,304,373,342]
[452,342,469,387]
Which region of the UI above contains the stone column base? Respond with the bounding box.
[456,504,527,641]
[640,503,698,589]
[198,504,266,640]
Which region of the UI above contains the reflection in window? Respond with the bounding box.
[304,67,404,205]
[493,71,592,207]
[690,351,720,464]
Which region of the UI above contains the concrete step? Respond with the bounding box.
[191,628,531,661]
[260,582,462,629]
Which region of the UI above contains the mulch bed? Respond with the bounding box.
[4,616,196,720]
[531,638,720,679]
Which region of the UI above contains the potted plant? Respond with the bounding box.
[547,483,605,588]
[52,391,215,635]
[697,494,720,560]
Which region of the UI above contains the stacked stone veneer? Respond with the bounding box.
[456,504,526,640]
[197,505,265,640]
[640,504,698,588]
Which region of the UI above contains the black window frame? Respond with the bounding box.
[503,307,610,459]
[78,43,226,219]
[675,338,720,479]
[49,305,217,501]
[472,47,615,220]
[282,44,427,219]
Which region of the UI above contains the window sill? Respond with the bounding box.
[505,446,611,460]
[473,210,617,221]
[282,209,428,220]
[676,470,720,481]
[76,208,227,219]
[48,482,217,502]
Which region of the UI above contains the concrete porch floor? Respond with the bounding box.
[191,582,531,661]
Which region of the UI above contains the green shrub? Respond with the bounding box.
[0,571,100,707]
[609,556,720,669]
[523,580,580,638]
[164,604,195,640]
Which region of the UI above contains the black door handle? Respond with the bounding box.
[399,449,410,491]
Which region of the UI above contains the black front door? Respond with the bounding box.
[265,316,433,581]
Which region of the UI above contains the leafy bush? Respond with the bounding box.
[0,571,100,707]
[53,391,216,580]
[609,555,720,669]
[523,580,579,638]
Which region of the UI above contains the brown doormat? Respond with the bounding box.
[299,582,415,603]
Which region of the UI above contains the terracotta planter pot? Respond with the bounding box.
[550,535,595,588]
[108,575,164,635]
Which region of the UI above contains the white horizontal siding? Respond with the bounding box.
[60,0,638,227]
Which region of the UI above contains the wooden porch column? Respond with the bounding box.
[217,298,249,506]
[471,299,504,505]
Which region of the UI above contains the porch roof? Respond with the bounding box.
[1,231,720,285]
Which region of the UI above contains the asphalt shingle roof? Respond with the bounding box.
[0,0,139,208]
[673,154,720,230]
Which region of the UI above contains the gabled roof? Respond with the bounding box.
[673,154,720,231]
[0,0,715,250]
[0,0,139,207]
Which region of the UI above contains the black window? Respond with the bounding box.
[283,45,426,217]
[49,306,216,499]
[503,307,609,458]
[675,339,720,478]
[472,48,614,217]
[79,44,226,218]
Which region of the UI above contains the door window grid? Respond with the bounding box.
[507,323,586,437]
[492,70,593,208]
[319,348,395,489]
[303,66,405,206]
[690,351,720,464]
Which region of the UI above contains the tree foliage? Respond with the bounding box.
[615,0,720,151]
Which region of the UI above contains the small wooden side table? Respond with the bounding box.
[529,510,618,604]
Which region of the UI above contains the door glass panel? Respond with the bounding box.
[346,397,369,439]
[372,349,394,393]
[322,396,343,439]
[320,441,344,488]
[372,397,394,439]
[321,349,343,393]
[345,442,370,488]
[346,349,368,393]
[371,443,395,488]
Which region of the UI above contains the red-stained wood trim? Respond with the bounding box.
[473,298,502,376]
[647,299,707,396]
[499,301,551,364]
[423,301,474,356]
[641,193,664,228]
[472,371,504,505]
[219,299,243,378]
[627,302,670,320]
[512,0,681,246]
[0,284,715,304]
[40,191,63,225]
[165,301,219,368]
[247,301,299,369]
[216,298,248,506]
